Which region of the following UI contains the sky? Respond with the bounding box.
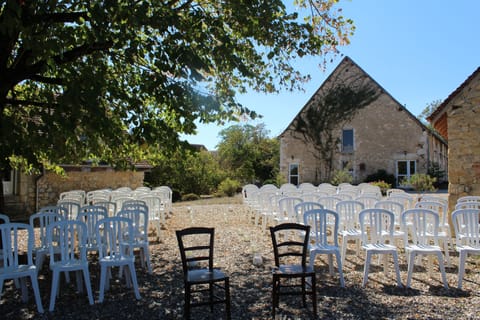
[183,0,480,150]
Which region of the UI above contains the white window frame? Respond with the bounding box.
[342,129,354,153]
[396,160,416,187]
[289,163,299,186]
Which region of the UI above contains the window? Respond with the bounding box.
[342,129,354,153]
[289,163,299,186]
[396,160,416,186]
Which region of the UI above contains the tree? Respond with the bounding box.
[217,123,279,184]
[292,73,380,181]
[0,1,354,208]
[418,99,443,124]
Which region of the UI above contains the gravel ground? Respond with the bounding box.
[2,194,480,319]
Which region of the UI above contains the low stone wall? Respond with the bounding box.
[33,170,144,213]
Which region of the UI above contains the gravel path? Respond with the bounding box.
[2,195,480,319]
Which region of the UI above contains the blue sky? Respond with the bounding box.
[184,0,480,150]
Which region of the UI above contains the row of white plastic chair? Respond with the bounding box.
[0,204,152,313]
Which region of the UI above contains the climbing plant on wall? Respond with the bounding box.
[292,73,380,181]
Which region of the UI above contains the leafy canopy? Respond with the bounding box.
[0,0,354,172]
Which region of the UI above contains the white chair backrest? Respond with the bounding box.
[415,200,448,226]
[457,196,480,203]
[56,200,81,220]
[47,220,88,264]
[452,209,480,246]
[295,202,324,224]
[95,217,135,260]
[316,196,342,211]
[355,195,379,209]
[77,205,108,250]
[359,208,395,245]
[1,223,35,270]
[336,200,364,230]
[0,213,10,224]
[387,193,414,210]
[304,209,339,247]
[29,211,64,248]
[402,208,440,246]
[375,200,404,225]
[278,197,303,223]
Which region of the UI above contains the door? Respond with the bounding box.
[396,160,416,187]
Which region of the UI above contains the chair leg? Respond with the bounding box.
[335,251,345,287]
[311,273,317,318]
[82,267,94,305]
[225,278,231,320]
[99,264,108,303]
[341,237,348,266]
[30,274,44,314]
[436,253,449,289]
[406,252,415,288]
[128,262,141,300]
[49,270,60,311]
[362,251,372,288]
[392,251,403,287]
[458,251,467,289]
[184,285,191,320]
[272,276,278,317]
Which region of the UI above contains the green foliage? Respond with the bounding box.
[365,169,396,187]
[144,148,225,197]
[369,181,391,196]
[418,99,443,124]
[403,174,437,192]
[217,178,241,197]
[292,76,380,181]
[217,124,279,185]
[0,0,354,175]
[330,169,353,185]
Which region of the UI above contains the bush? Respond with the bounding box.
[403,174,437,192]
[330,169,353,185]
[365,169,396,187]
[217,178,242,197]
[369,181,391,196]
[182,193,200,201]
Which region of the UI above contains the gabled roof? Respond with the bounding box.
[427,66,480,122]
[280,56,431,137]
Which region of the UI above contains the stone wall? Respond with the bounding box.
[20,170,144,216]
[446,74,480,214]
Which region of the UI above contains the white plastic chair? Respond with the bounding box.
[275,197,303,225]
[0,214,10,265]
[457,196,480,203]
[0,223,44,313]
[388,193,414,210]
[355,195,379,209]
[294,202,324,225]
[374,200,406,247]
[76,205,108,255]
[452,209,480,289]
[29,211,64,271]
[336,200,364,265]
[359,208,403,288]
[95,216,141,303]
[94,201,117,217]
[316,195,342,211]
[116,207,152,274]
[57,200,81,220]
[402,208,449,289]
[304,209,345,287]
[46,220,94,311]
[139,194,164,240]
[415,201,451,266]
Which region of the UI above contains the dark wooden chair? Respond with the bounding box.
[176,227,231,319]
[270,223,317,317]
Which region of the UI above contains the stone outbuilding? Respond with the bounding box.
[3,164,148,221]
[427,66,480,213]
[279,56,448,186]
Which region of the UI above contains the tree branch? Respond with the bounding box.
[28,75,65,86]
[26,11,89,25]
[5,98,59,108]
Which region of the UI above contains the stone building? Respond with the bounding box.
[3,164,147,221]
[427,66,480,213]
[279,56,447,186]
